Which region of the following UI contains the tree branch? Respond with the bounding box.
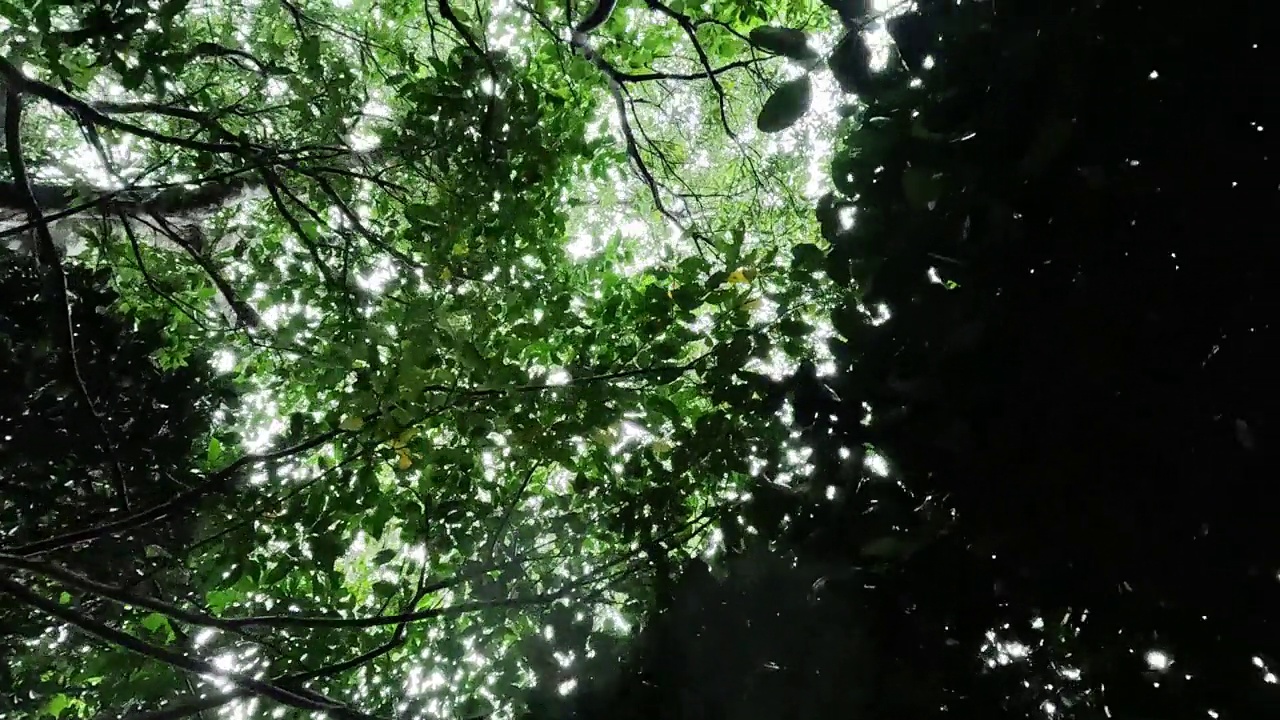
[612,57,762,83]
[4,85,131,509]
[487,464,542,561]
[1,550,577,631]
[119,215,215,331]
[131,212,261,329]
[257,166,342,289]
[642,0,736,139]
[0,578,385,720]
[122,608,422,720]
[0,58,255,156]
[5,422,353,557]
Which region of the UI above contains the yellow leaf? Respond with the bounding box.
[396,449,412,470]
[339,415,364,431]
[440,267,452,282]
[391,427,418,449]
[727,269,749,284]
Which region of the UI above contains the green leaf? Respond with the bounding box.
[300,35,322,66]
[648,395,682,422]
[272,23,292,46]
[749,27,820,64]
[140,613,176,644]
[757,76,812,133]
[725,222,746,268]
[365,503,395,539]
[672,285,703,311]
[44,693,70,719]
[206,436,223,465]
[141,612,170,633]
[263,562,291,585]
[206,589,238,614]
[373,548,398,565]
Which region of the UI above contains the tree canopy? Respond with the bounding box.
[2,1,1277,720]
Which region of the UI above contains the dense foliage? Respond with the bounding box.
[2,0,1278,720]
[0,256,237,706]
[1,0,839,717]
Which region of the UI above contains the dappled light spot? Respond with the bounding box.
[1145,650,1172,672]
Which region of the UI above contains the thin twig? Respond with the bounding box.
[119,215,213,331]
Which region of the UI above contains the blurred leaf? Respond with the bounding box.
[791,244,825,272]
[901,167,943,208]
[757,76,812,133]
[829,31,872,95]
[749,26,820,63]
[140,613,176,645]
[263,563,290,586]
[43,694,70,720]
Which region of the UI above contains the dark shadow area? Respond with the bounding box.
[525,2,1280,719]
